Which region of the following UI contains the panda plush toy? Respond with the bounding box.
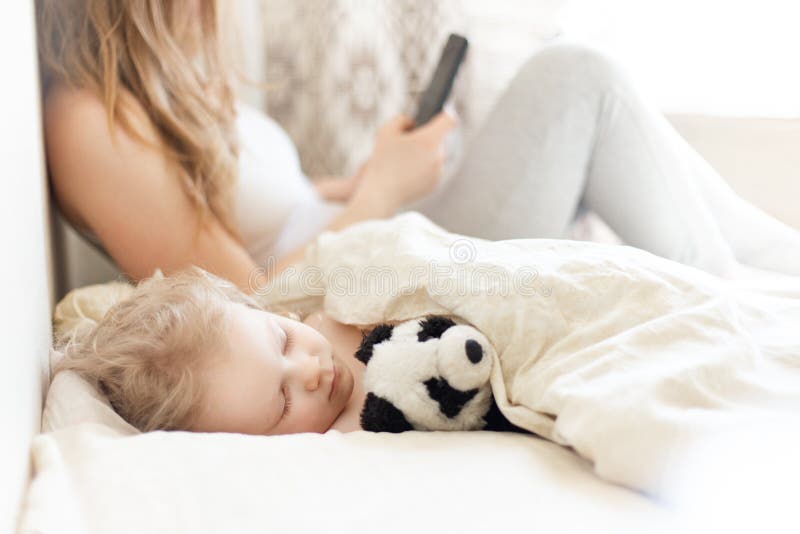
[355,315,526,434]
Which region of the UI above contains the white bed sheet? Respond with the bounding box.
[19,422,666,534]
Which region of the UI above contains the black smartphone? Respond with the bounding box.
[413,33,469,128]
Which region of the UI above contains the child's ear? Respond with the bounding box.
[354,323,394,365]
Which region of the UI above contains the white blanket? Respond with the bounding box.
[262,212,800,495]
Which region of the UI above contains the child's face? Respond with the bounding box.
[191,303,354,435]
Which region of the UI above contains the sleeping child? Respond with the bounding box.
[56,267,371,435]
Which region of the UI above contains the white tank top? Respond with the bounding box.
[233,103,346,264]
[74,103,346,266]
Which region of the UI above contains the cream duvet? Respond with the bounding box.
[261,212,800,495]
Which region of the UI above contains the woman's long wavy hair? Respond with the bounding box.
[35,0,242,237]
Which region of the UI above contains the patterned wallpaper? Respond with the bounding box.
[260,0,470,176]
[258,0,566,177]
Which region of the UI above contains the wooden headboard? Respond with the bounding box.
[0,1,57,531]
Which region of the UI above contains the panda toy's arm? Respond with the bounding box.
[360,393,414,433]
[482,398,530,434]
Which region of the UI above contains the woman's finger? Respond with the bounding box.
[380,113,414,134]
[353,160,369,178]
[416,111,457,142]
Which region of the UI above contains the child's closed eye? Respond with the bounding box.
[282,386,292,417]
[283,327,295,354]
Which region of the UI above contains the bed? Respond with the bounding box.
[7,2,800,533]
[14,188,800,533]
[14,210,800,534]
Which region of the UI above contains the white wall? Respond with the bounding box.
[563,0,800,117]
[0,1,54,531]
[454,0,800,229]
[667,114,800,229]
[460,0,566,128]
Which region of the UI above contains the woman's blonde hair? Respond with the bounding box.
[35,0,241,237]
[54,267,283,432]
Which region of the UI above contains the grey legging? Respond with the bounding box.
[407,41,800,278]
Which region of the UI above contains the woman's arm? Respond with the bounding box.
[45,87,454,293]
[44,86,259,291]
[311,162,367,202]
[257,113,456,289]
[256,187,396,289]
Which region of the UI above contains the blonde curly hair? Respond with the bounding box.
[54,267,298,432]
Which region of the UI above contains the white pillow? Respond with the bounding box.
[44,281,139,434]
[42,366,138,435]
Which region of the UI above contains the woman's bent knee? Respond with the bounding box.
[521,41,632,93]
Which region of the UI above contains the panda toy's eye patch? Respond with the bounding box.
[417,316,457,342]
[424,377,478,418]
[354,324,394,364]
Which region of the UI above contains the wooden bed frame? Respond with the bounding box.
[1,2,56,532]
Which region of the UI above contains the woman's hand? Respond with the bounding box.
[312,162,368,202]
[350,111,457,212]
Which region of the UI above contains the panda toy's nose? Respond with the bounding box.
[465,339,483,364]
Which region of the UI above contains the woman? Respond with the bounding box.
[37,0,800,297]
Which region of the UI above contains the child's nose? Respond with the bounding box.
[296,354,321,391]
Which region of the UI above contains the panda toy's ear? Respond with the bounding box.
[417,315,457,341]
[360,393,414,433]
[354,323,394,365]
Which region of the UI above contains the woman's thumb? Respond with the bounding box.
[383,113,414,133]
